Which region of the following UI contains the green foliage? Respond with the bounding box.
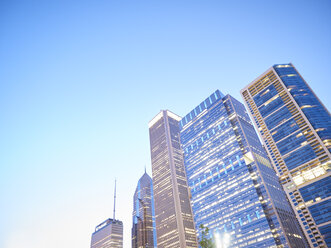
[198,224,215,248]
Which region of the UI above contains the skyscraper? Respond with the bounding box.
[180,90,309,248]
[241,63,330,247]
[91,180,123,248]
[91,218,123,248]
[132,171,157,248]
[148,110,198,248]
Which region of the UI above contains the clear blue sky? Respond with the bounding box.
[1,0,330,247]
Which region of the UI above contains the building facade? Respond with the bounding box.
[132,171,157,248]
[148,110,198,248]
[241,63,330,247]
[91,218,123,248]
[180,90,309,248]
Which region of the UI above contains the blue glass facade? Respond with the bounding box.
[273,65,331,153]
[241,63,331,247]
[299,176,331,204]
[319,224,331,247]
[180,91,308,248]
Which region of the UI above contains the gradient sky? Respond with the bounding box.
[1,0,330,247]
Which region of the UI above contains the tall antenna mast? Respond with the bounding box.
[113,178,116,220]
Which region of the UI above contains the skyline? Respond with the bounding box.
[1,1,331,248]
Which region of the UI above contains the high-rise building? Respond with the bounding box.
[91,218,123,248]
[91,180,123,248]
[241,63,330,247]
[131,171,157,248]
[148,110,198,248]
[180,90,309,248]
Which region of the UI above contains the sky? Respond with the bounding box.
[0,0,330,247]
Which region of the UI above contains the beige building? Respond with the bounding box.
[149,110,198,248]
[91,218,123,248]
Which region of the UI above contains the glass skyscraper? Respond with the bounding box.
[241,63,330,247]
[131,171,157,248]
[149,110,198,248]
[180,90,309,248]
[91,218,123,248]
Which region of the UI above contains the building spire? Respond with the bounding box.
[113,178,116,220]
[144,164,146,174]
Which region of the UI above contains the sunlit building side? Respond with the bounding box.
[131,171,157,248]
[149,110,198,248]
[180,90,309,248]
[91,218,123,248]
[241,63,330,247]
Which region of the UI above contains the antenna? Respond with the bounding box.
[144,164,146,174]
[113,179,116,220]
